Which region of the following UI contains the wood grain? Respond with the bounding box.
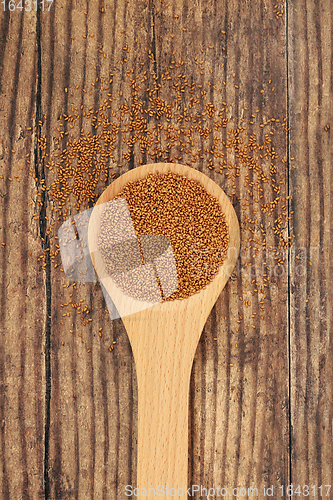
[0,9,45,500]
[288,0,333,488]
[0,0,331,498]
[38,3,151,497]
[39,0,290,496]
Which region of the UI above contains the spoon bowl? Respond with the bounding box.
[88,163,240,496]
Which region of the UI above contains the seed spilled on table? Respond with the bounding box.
[98,171,229,302]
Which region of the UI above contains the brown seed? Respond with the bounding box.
[98,172,229,302]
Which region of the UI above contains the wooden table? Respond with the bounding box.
[0,0,331,498]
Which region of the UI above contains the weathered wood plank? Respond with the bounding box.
[173,0,290,494]
[38,1,152,497]
[38,0,291,497]
[0,9,45,500]
[288,0,333,488]
[2,0,330,497]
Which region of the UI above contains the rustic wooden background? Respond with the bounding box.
[0,0,332,498]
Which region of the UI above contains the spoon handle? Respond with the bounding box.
[137,353,190,495]
[123,310,201,498]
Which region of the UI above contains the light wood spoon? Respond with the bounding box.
[88,163,240,497]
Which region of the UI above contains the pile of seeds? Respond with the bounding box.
[98,171,229,302]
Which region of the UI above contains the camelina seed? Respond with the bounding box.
[98,171,229,302]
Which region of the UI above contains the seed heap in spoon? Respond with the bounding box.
[97,171,229,302]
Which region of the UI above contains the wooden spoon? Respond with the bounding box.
[88,163,240,497]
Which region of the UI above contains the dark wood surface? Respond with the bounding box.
[0,0,331,498]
